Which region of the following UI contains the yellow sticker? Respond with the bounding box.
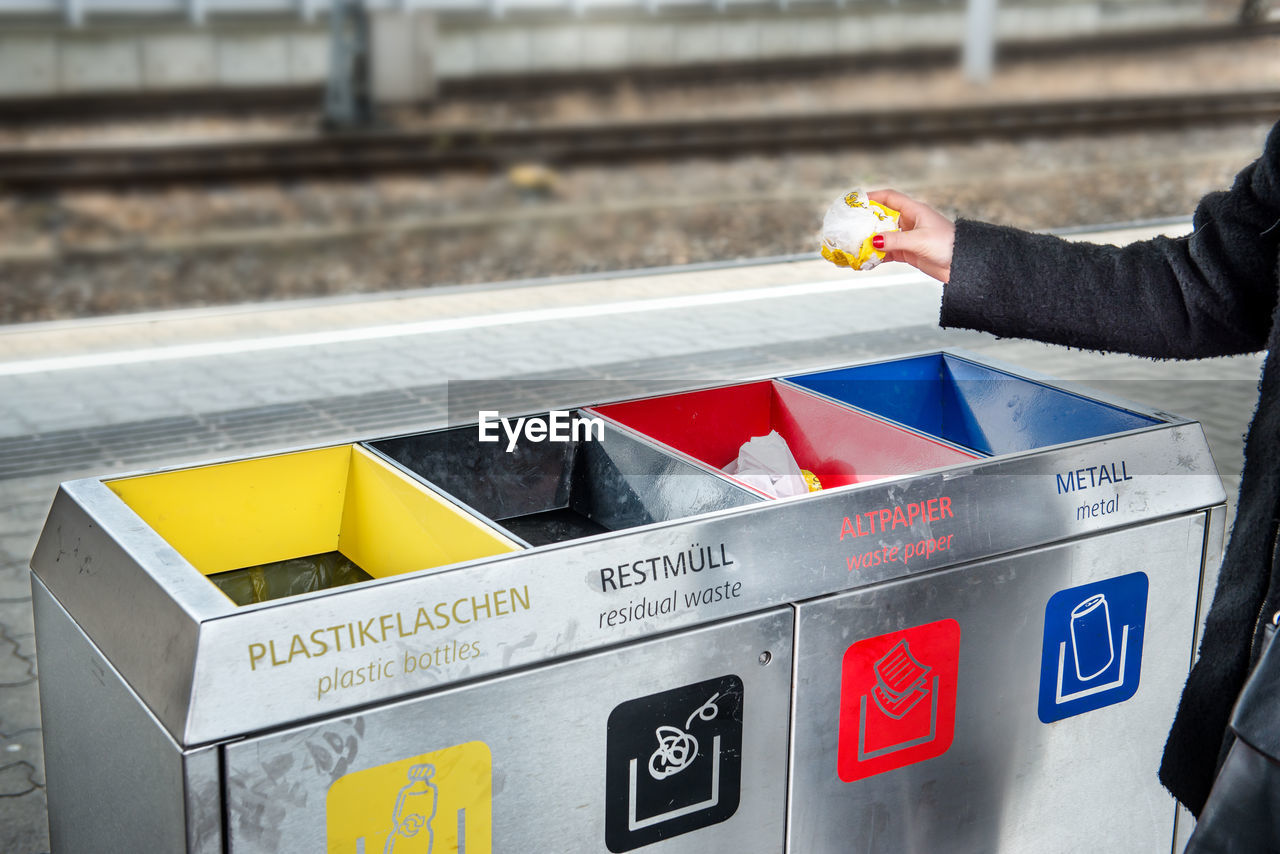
[869,200,898,222]
[821,244,851,268]
[327,741,492,853]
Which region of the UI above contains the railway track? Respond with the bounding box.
[3,88,1279,190]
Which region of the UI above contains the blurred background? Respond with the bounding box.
[0,0,1277,322]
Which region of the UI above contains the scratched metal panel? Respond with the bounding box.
[787,513,1206,853]
[223,607,793,853]
[33,577,222,854]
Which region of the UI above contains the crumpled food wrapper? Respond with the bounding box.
[724,430,822,498]
[820,189,901,271]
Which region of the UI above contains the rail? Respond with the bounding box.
[2,88,1277,190]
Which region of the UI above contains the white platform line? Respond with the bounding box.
[0,273,931,377]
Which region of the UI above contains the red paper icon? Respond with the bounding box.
[837,618,960,782]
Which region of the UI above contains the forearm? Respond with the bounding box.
[943,120,1280,358]
[943,220,1276,359]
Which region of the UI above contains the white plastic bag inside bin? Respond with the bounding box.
[723,431,808,498]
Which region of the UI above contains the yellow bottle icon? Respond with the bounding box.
[385,764,437,854]
[328,741,491,853]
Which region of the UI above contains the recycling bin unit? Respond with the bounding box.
[30,350,1226,853]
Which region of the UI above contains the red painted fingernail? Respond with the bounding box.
[872,234,885,250]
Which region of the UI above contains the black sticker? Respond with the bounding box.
[605,674,744,852]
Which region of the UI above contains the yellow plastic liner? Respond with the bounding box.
[108,445,520,579]
[336,446,521,578]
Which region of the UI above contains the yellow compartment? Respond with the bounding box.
[107,445,521,585]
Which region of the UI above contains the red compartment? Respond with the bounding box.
[587,381,978,495]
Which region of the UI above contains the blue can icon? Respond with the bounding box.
[1039,573,1147,723]
[1070,594,1115,682]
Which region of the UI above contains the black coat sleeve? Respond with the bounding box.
[941,121,1280,359]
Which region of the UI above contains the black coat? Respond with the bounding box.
[940,118,1280,816]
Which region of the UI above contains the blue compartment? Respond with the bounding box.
[786,353,1160,456]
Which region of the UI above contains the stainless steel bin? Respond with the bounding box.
[30,350,1226,852]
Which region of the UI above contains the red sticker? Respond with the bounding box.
[837,618,960,782]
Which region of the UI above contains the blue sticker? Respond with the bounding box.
[1038,572,1148,724]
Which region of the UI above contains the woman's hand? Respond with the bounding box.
[868,190,956,283]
